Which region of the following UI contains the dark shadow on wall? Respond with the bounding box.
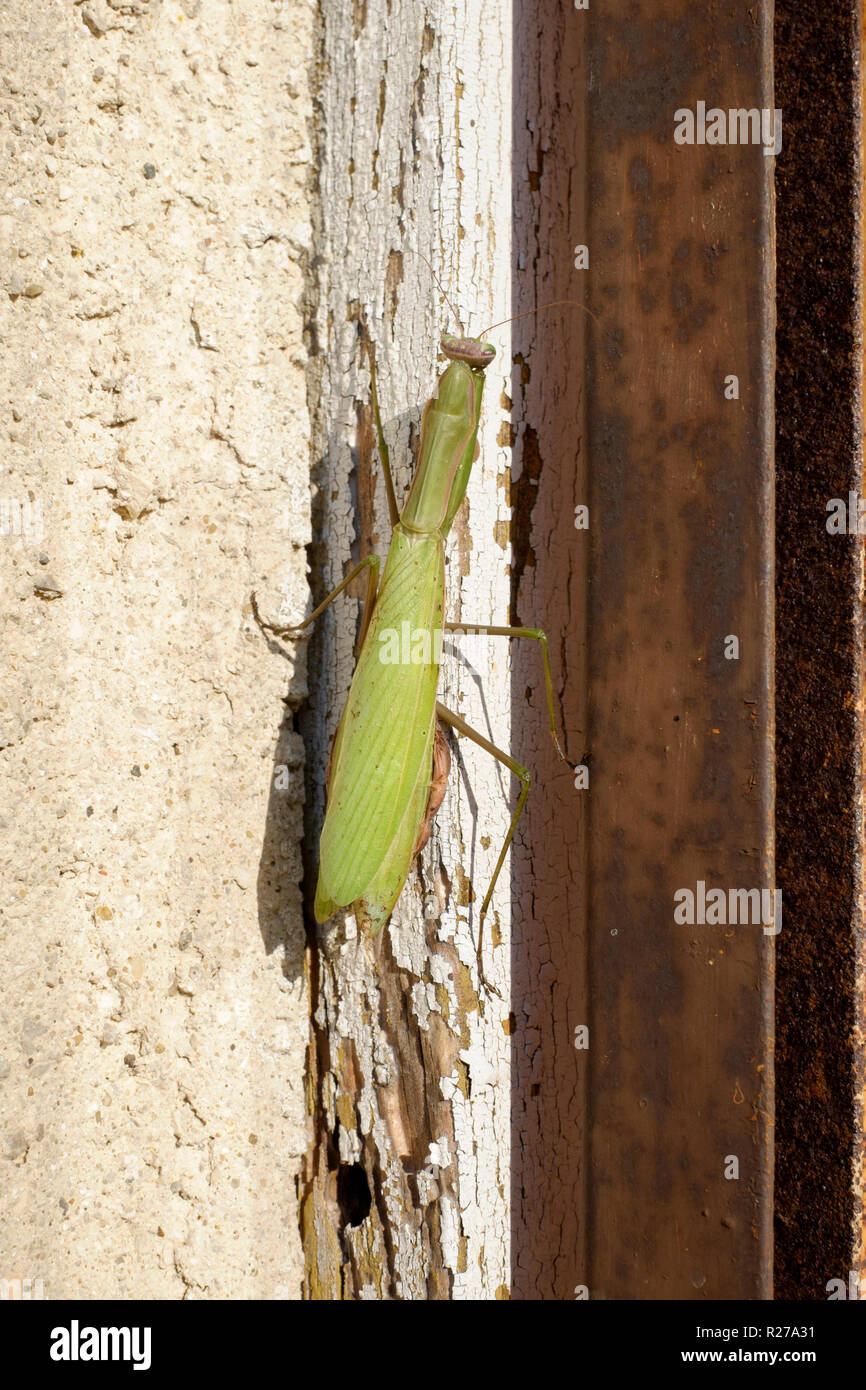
[254,634,307,984]
[254,444,358,983]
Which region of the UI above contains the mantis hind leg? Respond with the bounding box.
[435,700,531,996]
[444,622,566,761]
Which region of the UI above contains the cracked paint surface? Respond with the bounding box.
[301,0,514,1299]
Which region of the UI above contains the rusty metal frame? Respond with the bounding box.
[511,0,775,1299]
[773,0,865,1300]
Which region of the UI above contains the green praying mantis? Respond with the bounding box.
[258,276,570,969]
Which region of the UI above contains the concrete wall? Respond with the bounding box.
[0,0,313,1299]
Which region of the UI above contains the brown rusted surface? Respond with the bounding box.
[510,0,589,1300]
[512,0,775,1298]
[774,1,864,1300]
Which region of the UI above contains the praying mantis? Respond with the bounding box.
[258,280,567,969]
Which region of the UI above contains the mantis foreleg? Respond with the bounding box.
[253,554,381,652]
[363,338,400,530]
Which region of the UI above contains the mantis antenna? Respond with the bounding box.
[479,297,599,339]
[404,248,465,336]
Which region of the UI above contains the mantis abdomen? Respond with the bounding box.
[315,526,445,930]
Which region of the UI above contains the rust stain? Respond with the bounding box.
[508,421,540,625]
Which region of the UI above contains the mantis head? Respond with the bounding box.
[440,334,496,370]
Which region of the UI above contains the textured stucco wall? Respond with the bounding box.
[0,0,312,1298]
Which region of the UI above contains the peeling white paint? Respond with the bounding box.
[309,0,512,1299]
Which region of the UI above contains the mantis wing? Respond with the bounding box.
[347,720,437,933]
[315,526,444,924]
